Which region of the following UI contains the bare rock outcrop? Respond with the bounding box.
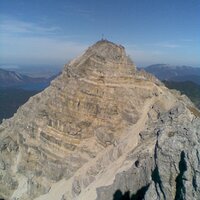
[0,40,199,200]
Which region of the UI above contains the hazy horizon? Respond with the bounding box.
[1,0,200,67]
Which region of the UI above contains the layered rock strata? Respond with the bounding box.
[0,40,199,200]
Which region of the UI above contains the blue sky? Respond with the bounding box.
[0,0,200,67]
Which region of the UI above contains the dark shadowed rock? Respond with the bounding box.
[0,40,199,200]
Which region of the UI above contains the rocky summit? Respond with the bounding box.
[0,40,200,200]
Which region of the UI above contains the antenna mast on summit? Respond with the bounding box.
[101,33,105,41]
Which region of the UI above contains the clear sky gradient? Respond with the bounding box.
[0,0,200,67]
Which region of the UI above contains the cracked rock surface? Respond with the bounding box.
[0,40,199,200]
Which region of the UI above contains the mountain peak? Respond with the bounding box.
[90,39,125,51]
[65,40,135,79]
[87,39,126,61]
[0,41,199,200]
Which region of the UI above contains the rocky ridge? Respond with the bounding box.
[0,40,200,200]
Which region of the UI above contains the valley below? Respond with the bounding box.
[0,41,200,200]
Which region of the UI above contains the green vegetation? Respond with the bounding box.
[163,81,200,109]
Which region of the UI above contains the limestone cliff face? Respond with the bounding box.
[0,40,200,200]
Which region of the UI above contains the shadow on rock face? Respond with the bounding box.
[113,190,130,200]
[175,151,187,200]
[113,184,150,200]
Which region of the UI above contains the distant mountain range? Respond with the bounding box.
[142,64,200,109]
[0,68,58,90]
[1,64,199,123]
[143,64,200,85]
[0,64,62,78]
[0,68,59,122]
[163,80,200,109]
[1,40,200,200]
[0,88,38,123]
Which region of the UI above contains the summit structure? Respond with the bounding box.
[0,40,200,200]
